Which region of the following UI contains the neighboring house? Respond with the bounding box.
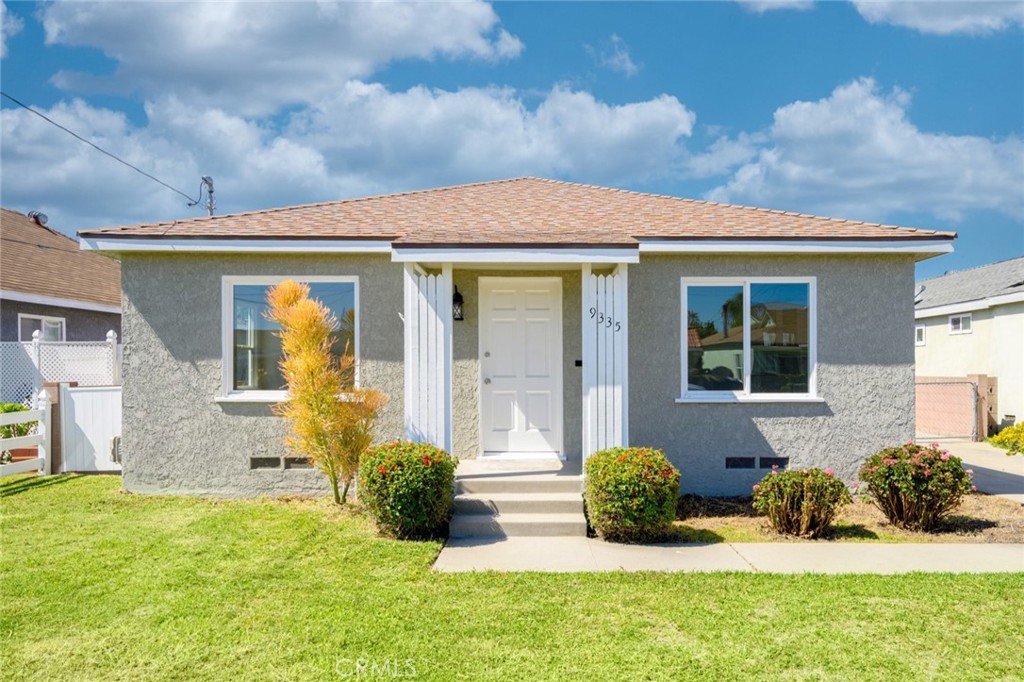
[915,256,1024,430]
[78,178,955,497]
[1,208,121,342]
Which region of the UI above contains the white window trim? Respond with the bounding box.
[915,324,926,347]
[678,276,818,403]
[17,313,67,341]
[948,313,972,335]
[218,275,360,403]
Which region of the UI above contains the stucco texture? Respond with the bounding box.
[629,254,917,495]
[119,254,403,496]
[122,252,916,498]
[450,270,582,462]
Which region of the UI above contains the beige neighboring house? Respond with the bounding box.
[915,256,1024,430]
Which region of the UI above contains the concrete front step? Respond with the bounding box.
[456,475,583,495]
[454,492,584,515]
[449,513,588,538]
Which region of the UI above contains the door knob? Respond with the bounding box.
[484,378,492,384]
[484,351,491,357]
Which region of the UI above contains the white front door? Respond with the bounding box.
[479,277,563,456]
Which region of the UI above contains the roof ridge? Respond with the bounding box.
[919,254,1024,282]
[83,177,535,234]
[524,178,947,236]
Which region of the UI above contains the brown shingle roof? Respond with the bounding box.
[2,209,121,308]
[79,177,956,246]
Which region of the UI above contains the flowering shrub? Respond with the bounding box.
[990,423,1024,456]
[751,467,851,538]
[358,442,457,539]
[584,447,680,543]
[859,442,974,531]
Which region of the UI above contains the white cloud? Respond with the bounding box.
[707,78,1024,222]
[853,1,1024,35]
[0,85,695,229]
[591,34,640,77]
[737,1,815,13]
[1,1,24,58]
[40,1,524,116]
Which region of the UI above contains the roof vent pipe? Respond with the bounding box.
[27,211,48,226]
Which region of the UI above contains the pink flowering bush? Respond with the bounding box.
[859,442,974,531]
[584,447,680,542]
[751,467,851,538]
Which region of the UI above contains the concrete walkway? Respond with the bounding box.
[434,537,1024,573]
[937,439,1024,504]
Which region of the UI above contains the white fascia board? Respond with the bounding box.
[638,239,954,255]
[80,238,393,253]
[391,247,639,264]
[0,289,121,314]
[915,291,1024,319]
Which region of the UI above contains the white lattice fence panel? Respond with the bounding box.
[37,342,115,386]
[0,343,39,406]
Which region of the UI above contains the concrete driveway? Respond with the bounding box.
[937,439,1024,504]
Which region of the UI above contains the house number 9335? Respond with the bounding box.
[589,307,622,332]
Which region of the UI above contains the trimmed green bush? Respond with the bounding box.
[358,442,457,539]
[990,423,1024,456]
[752,467,851,538]
[584,447,680,543]
[859,442,974,531]
[0,403,33,440]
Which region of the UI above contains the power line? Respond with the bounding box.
[0,90,201,206]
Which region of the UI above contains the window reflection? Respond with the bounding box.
[687,285,744,392]
[233,281,356,391]
[750,283,809,394]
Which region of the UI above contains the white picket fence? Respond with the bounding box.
[0,330,120,406]
[0,390,52,478]
[582,266,629,458]
[403,264,453,452]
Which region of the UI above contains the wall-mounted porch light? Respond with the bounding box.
[452,285,465,321]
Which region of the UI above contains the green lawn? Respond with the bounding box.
[2,475,1022,682]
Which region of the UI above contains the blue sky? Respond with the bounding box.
[1,1,1021,280]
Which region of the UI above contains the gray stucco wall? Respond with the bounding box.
[451,270,582,462]
[0,299,120,341]
[630,254,917,495]
[122,251,915,498]
[119,254,404,496]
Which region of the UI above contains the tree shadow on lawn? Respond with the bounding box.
[0,473,80,498]
[825,523,879,540]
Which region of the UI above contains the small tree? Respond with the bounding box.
[265,281,386,504]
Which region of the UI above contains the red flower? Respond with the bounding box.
[377,465,387,476]
[423,454,432,467]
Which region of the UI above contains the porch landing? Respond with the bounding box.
[450,458,586,538]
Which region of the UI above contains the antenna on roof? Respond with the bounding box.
[188,176,216,216]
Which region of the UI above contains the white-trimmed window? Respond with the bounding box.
[219,276,359,401]
[679,277,817,402]
[949,313,972,335]
[18,313,66,341]
[915,324,926,346]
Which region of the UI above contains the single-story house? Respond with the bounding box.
[79,178,956,497]
[915,256,1024,430]
[1,208,121,342]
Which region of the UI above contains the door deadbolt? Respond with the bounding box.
[484,351,491,357]
[484,378,492,384]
